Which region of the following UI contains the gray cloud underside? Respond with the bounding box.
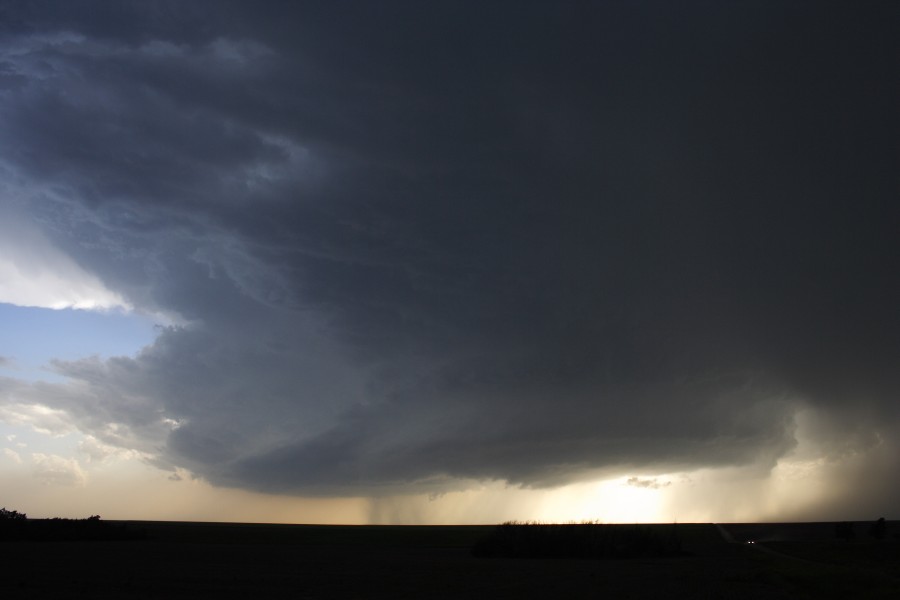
[1,1,898,499]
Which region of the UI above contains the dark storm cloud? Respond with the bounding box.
[1,1,898,501]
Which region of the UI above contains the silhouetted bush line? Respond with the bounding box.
[868,517,886,541]
[472,521,682,559]
[0,508,146,542]
[0,508,26,521]
[834,518,891,541]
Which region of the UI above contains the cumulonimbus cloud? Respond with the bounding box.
[0,2,897,514]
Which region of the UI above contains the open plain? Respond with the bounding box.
[1,521,897,599]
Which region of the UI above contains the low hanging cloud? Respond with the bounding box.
[626,477,672,490]
[3,447,22,464]
[77,435,144,464]
[0,399,77,438]
[32,453,87,487]
[0,1,898,515]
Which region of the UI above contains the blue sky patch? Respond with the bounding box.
[0,304,159,382]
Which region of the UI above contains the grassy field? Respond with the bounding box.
[0,520,897,598]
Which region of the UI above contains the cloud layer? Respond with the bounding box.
[1,2,898,512]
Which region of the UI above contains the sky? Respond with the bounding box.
[0,0,898,524]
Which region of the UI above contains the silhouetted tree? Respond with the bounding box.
[0,507,145,541]
[868,517,886,541]
[0,507,27,520]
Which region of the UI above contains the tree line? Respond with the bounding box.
[0,507,144,541]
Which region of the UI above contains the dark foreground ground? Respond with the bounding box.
[1,520,897,599]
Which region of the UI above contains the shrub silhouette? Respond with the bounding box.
[0,507,27,520]
[868,517,886,541]
[0,509,145,542]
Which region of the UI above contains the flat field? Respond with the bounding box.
[0,521,897,599]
